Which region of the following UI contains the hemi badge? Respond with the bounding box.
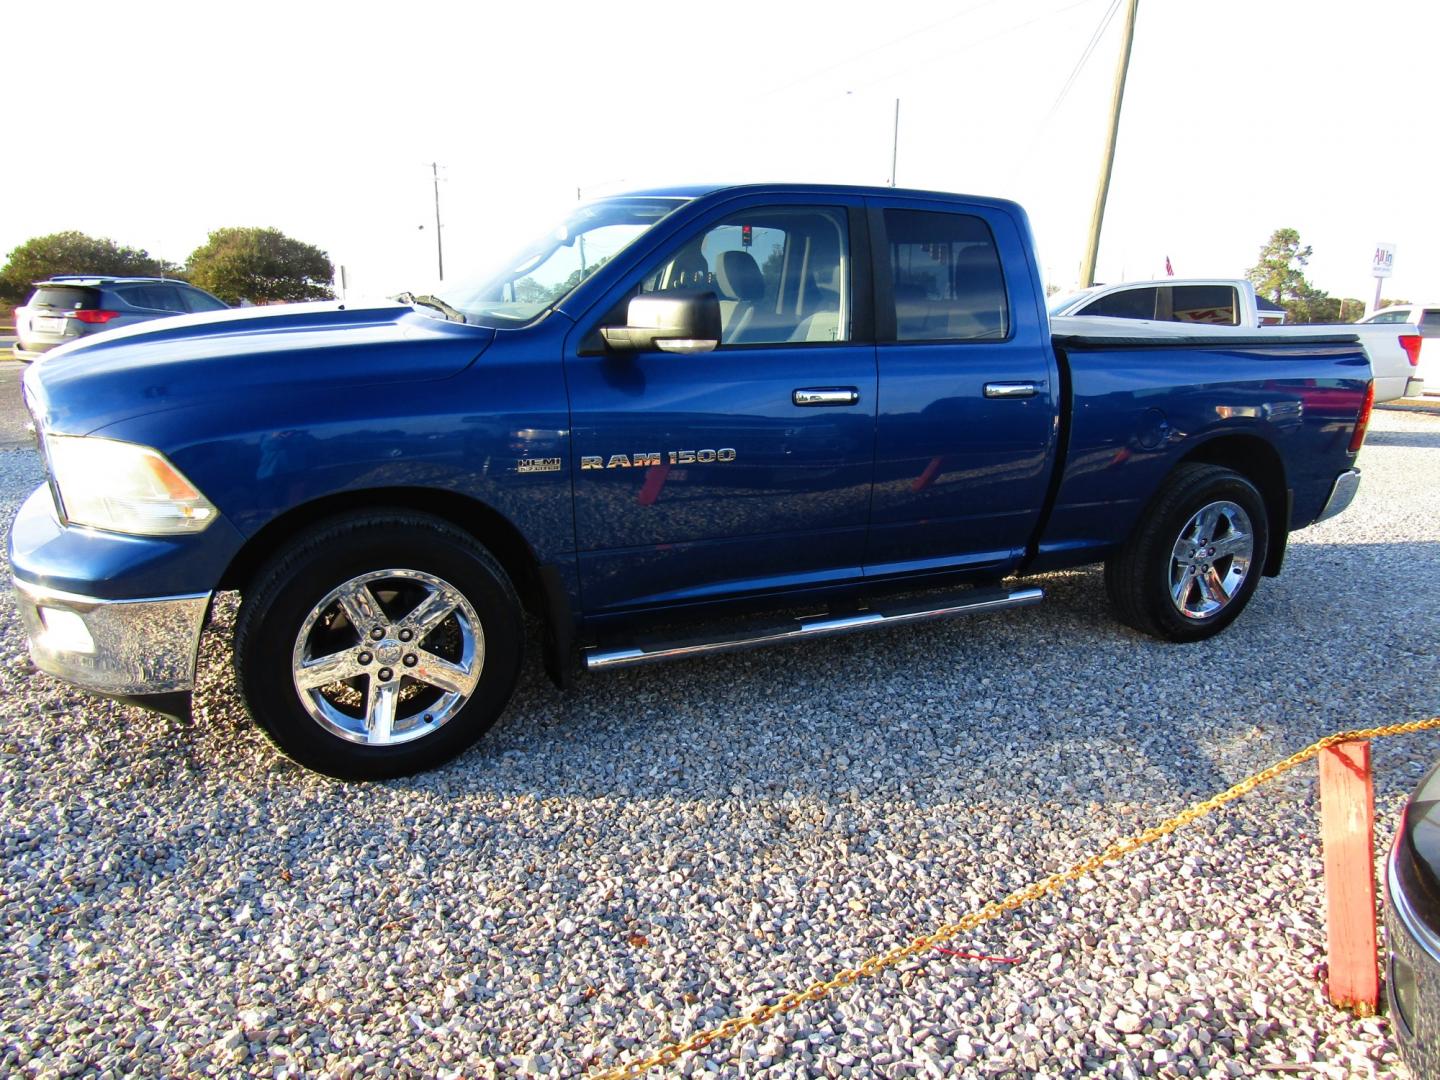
[517,457,562,474]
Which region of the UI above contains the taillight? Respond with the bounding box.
[1400,334,1422,367]
[1348,380,1375,454]
[71,310,119,324]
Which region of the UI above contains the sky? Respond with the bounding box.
[5,0,1437,307]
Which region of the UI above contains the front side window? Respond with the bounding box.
[634,206,850,345]
[180,287,227,313]
[883,209,1008,341]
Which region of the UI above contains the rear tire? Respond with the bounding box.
[234,510,522,780]
[1104,464,1269,642]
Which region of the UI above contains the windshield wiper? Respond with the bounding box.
[395,291,466,323]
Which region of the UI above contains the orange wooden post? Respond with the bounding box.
[1319,740,1379,1016]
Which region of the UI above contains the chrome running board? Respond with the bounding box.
[583,585,1043,671]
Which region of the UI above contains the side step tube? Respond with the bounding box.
[584,585,1043,672]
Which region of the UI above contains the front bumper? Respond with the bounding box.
[1385,840,1440,1077]
[1316,468,1361,523]
[13,578,210,705]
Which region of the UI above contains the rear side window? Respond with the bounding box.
[884,209,1008,341]
[1419,309,1440,338]
[30,286,98,310]
[1078,286,1157,320]
[118,285,186,311]
[1170,285,1238,325]
[179,287,227,313]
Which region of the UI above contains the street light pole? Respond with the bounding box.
[1079,0,1140,288]
[430,162,444,282]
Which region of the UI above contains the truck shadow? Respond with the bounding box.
[403,537,1440,820]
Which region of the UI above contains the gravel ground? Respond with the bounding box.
[1,409,1438,1079]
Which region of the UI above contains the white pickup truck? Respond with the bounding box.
[1050,278,1424,401]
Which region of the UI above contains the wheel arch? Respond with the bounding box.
[1176,433,1289,576]
[219,487,549,616]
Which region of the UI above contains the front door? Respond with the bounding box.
[565,197,877,615]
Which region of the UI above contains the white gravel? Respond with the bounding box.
[1,407,1437,1079]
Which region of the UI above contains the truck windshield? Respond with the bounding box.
[433,197,688,326]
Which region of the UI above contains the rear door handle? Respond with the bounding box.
[793,387,860,406]
[984,381,1039,399]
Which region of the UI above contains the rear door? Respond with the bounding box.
[23,285,99,348]
[565,194,878,614]
[865,197,1058,578]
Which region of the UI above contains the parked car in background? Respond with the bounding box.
[1050,277,1422,402]
[13,277,228,361]
[1386,758,1440,1078]
[1359,303,1438,396]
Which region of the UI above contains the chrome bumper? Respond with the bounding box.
[1316,468,1361,523]
[13,579,211,696]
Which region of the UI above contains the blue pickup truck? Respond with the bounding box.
[11,184,1372,779]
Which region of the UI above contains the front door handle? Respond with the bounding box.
[793,387,860,407]
[984,381,1039,399]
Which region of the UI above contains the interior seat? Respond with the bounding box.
[714,250,766,343]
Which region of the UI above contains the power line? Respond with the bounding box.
[748,0,1013,105]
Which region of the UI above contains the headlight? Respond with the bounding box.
[45,435,217,535]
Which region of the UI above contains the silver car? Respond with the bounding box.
[14,276,227,361]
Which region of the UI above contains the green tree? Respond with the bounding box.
[186,227,334,304]
[1245,228,1361,324]
[1378,298,1411,309]
[0,231,179,307]
[1246,227,1312,307]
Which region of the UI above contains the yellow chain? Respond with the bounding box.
[588,717,1440,1079]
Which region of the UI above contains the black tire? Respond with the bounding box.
[234,510,523,780]
[1104,463,1269,643]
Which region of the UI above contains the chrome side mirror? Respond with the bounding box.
[600,291,721,355]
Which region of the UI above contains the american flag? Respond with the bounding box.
[1165,256,1174,276]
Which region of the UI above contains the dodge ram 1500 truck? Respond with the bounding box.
[11,184,1373,779]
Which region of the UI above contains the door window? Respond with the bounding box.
[883,209,1008,341]
[636,206,850,345]
[1170,285,1238,325]
[1079,286,1158,320]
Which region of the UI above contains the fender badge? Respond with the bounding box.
[517,457,562,474]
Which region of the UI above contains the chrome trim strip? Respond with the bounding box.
[584,586,1043,671]
[1388,847,1440,966]
[1316,468,1361,523]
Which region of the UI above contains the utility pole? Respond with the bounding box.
[890,98,900,187]
[429,162,444,282]
[1079,0,1140,288]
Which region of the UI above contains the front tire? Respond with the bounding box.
[1105,464,1269,642]
[234,511,523,780]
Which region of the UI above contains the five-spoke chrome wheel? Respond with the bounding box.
[291,568,484,746]
[1168,500,1254,619]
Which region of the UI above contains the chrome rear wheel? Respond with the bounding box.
[1168,501,1254,619]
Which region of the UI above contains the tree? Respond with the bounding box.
[1378,298,1411,309]
[186,227,334,305]
[1245,228,1361,324]
[1246,227,1311,307]
[0,232,179,307]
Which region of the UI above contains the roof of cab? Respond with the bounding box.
[607,182,1023,213]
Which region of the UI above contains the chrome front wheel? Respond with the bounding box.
[235,511,523,780]
[292,569,484,746]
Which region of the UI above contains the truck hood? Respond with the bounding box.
[23,301,496,435]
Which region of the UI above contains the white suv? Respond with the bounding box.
[1360,303,1438,397]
